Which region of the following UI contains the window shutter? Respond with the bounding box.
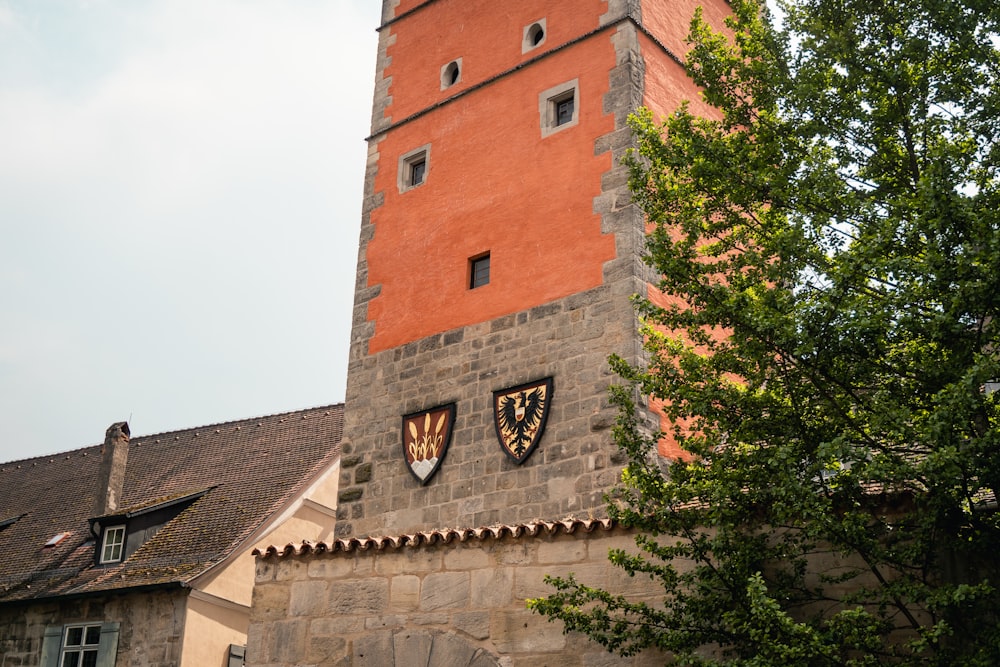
[94,622,120,667]
[228,644,246,667]
[39,626,62,667]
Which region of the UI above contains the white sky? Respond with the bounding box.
[0,0,381,462]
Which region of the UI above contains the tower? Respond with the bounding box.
[336,0,728,539]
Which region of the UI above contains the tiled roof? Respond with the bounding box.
[0,404,342,603]
[254,517,618,559]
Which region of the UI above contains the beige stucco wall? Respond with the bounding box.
[195,461,340,608]
[247,527,675,666]
[180,594,249,667]
[178,460,340,665]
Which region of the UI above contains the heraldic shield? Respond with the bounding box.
[493,377,553,464]
[402,403,456,485]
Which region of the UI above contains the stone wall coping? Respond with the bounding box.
[253,517,618,559]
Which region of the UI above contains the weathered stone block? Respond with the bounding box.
[328,578,389,614]
[537,538,587,565]
[470,567,513,608]
[251,582,291,621]
[390,574,421,610]
[289,579,328,616]
[420,571,470,610]
[374,548,442,576]
[443,546,490,571]
[491,608,567,653]
[452,611,491,640]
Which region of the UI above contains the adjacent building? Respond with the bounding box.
[0,406,342,667]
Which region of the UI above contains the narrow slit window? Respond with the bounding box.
[470,254,490,289]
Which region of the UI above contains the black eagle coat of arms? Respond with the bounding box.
[493,378,553,464]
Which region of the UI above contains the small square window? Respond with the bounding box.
[398,145,431,192]
[470,253,490,289]
[539,79,579,137]
[100,525,125,564]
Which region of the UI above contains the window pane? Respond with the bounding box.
[101,527,125,563]
[62,651,81,667]
[556,98,574,125]
[81,650,98,667]
[84,626,101,645]
[471,255,490,288]
[66,627,83,646]
[411,160,426,186]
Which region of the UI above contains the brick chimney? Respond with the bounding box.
[93,422,130,517]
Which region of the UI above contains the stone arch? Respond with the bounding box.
[351,628,501,666]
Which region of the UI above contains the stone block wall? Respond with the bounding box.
[0,589,186,667]
[248,526,672,666]
[337,278,647,539]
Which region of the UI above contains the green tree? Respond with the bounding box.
[528,0,1000,664]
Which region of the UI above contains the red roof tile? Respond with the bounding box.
[253,517,618,559]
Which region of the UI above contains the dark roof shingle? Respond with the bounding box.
[0,404,342,603]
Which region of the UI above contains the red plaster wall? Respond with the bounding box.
[640,0,733,60]
[366,1,617,353]
[383,0,608,123]
[637,5,731,459]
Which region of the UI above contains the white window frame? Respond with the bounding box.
[41,623,119,667]
[99,525,125,564]
[60,624,101,667]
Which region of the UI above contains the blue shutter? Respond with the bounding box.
[94,622,120,667]
[40,626,62,667]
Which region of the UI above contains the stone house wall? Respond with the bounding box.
[0,589,186,667]
[247,524,674,667]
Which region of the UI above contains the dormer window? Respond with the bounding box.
[0,514,24,532]
[90,486,212,566]
[99,525,126,564]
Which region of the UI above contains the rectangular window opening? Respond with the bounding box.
[470,254,490,289]
[398,145,431,192]
[539,79,579,137]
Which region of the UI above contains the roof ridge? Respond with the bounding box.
[0,403,345,467]
[0,444,102,468]
[132,402,345,442]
